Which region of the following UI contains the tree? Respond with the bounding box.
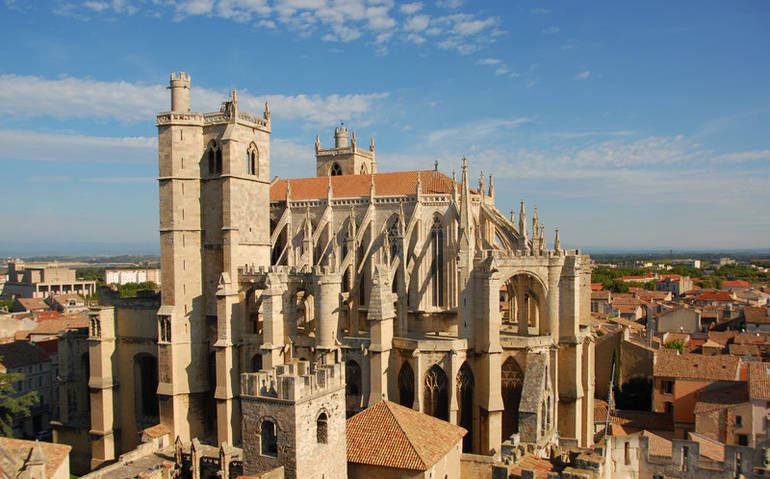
[663,339,685,353]
[0,361,38,437]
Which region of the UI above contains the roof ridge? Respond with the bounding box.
[382,401,428,469]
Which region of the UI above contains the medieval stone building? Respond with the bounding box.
[83,72,595,473]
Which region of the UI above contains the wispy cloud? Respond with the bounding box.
[575,70,591,80]
[0,130,155,164]
[0,74,388,127]
[51,0,499,55]
[426,117,532,145]
[477,58,501,66]
[542,26,560,34]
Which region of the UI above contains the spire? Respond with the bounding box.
[519,201,529,252]
[398,201,406,235]
[554,227,561,253]
[370,170,376,199]
[452,170,458,203]
[434,160,439,171]
[479,170,485,198]
[488,174,494,199]
[351,130,357,148]
[327,174,333,203]
[539,224,545,253]
[264,100,270,120]
[315,134,321,153]
[416,171,422,197]
[532,206,539,241]
[286,179,292,202]
[510,209,515,224]
[382,227,391,264]
[370,136,375,152]
[347,207,356,239]
[459,156,473,249]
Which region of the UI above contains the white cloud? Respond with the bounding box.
[436,0,462,8]
[399,2,422,15]
[83,1,109,12]
[542,26,560,34]
[0,74,388,127]
[710,150,770,163]
[0,130,156,164]
[404,14,430,32]
[575,70,590,80]
[477,58,501,65]
[495,67,509,75]
[426,117,531,145]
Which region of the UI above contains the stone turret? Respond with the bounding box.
[240,360,347,479]
[334,126,349,147]
[169,72,190,112]
[316,126,376,176]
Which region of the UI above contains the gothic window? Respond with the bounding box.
[360,164,368,175]
[159,315,171,342]
[316,412,328,444]
[207,141,222,175]
[260,420,278,457]
[134,354,159,426]
[346,360,362,397]
[216,148,223,174]
[457,363,474,452]
[90,316,100,337]
[424,365,448,421]
[502,357,524,439]
[330,163,342,176]
[250,354,262,373]
[430,215,445,307]
[247,144,258,175]
[387,216,400,261]
[398,362,415,408]
[208,148,215,174]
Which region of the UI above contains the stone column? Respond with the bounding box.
[215,273,241,446]
[478,263,504,458]
[367,264,394,406]
[88,307,117,469]
[448,350,462,424]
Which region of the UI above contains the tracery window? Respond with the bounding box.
[330,162,342,176]
[424,365,448,421]
[207,141,222,175]
[247,144,258,175]
[159,315,171,342]
[387,216,400,261]
[430,215,445,307]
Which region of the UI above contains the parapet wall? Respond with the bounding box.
[240,360,344,402]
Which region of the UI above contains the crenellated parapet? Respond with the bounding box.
[240,360,345,402]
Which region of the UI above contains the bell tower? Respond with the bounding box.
[315,125,376,176]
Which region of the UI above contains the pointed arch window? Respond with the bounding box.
[316,412,328,444]
[430,215,445,307]
[247,144,258,176]
[387,216,400,261]
[207,141,222,175]
[330,163,342,176]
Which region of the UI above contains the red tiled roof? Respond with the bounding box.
[722,280,750,289]
[508,453,555,478]
[745,306,770,325]
[654,351,741,381]
[270,170,466,202]
[32,311,63,322]
[14,298,49,311]
[749,362,770,400]
[346,400,466,471]
[0,342,50,370]
[695,291,734,302]
[693,383,748,414]
[0,437,71,479]
[591,283,605,291]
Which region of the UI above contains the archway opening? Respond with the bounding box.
[133,354,159,428]
[457,363,474,452]
[345,360,363,417]
[501,357,524,441]
[424,365,448,421]
[398,362,414,408]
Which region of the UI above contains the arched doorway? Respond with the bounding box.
[424,365,448,421]
[398,362,414,408]
[133,354,158,428]
[457,363,474,452]
[502,357,524,440]
[500,273,548,335]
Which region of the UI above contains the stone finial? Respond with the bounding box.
[347,207,356,239]
[452,170,458,203]
[286,179,292,202]
[370,136,375,152]
[554,227,561,253]
[416,171,422,196]
[382,228,391,264]
[532,206,539,241]
[370,170,376,199]
[479,170,485,197]
[434,160,439,171]
[327,174,333,202]
[398,201,406,235]
[488,174,494,198]
[510,210,515,224]
[539,224,545,252]
[315,134,321,153]
[264,100,270,120]
[351,130,357,148]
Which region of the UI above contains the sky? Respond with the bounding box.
[1,0,769,255]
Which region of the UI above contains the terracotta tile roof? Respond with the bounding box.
[693,383,749,414]
[653,351,741,381]
[639,430,674,458]
[695,291,734,302]
[270,170,466,202]
[659,274,684,281]
[616,304,641,315]
[729,343,762,357]
[662,332,691,345]
[591,283,605,291]
[0,438,71,479]
[591,291,611,300]
[707,331,737,346]
[508,453,555,479]
[142,424,171,438]
[610,410,673,433]
[722,280,750,289]
[32,311,63,322]
[15,298,49,311]
[701,339,724,349]
[0,341,50,370]
[745,306,770,324]
[594,399,609,422]
[688,433,725,463]
[27,314,88,337]
[748,362,770,400]
[346,400,466,471]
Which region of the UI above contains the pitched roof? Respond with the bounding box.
[590,283,605,291]
[722,280,750,289]
[695,291,734,302]
[270,170,466,202]
[653,351,741,381]
[346,400,466,471]
[610,410,673,433]
[25,314,88,337]
[693,383,749,414]
[0,341,50,369]
[748,362,770,400]
[14,298,49,312]
[0,437,71,479]
[745,306,770,324]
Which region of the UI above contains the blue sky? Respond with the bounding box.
[1,0,769,255]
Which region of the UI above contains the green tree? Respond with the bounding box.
[0,361,38,437]
[663,339,685,353]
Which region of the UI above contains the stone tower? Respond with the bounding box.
[240,360,347,479]
[315,126,376,176]
[156,72,272,445]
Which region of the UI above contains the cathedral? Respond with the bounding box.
[84,72,595,476]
